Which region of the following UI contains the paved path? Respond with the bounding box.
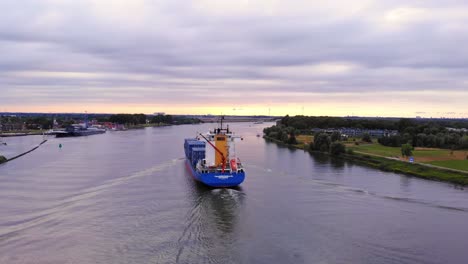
[353,150,468,175]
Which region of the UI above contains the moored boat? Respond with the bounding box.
[184,118,245,187]
[55,124,106,138]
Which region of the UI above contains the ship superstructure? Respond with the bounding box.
[184,117,245,187]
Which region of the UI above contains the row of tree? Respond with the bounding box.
[281,115,398,131]
[108,114,203,125]
[109,114,147,125]
[1,114,203,130]
[263,125,347,156]
[280,115,468,132]
[378,133,468,149]
[277,115,468,150]
[263,125,298,145]
[311,132,346,155]
[0,115,53,130]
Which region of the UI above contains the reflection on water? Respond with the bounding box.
[330,157,345,170]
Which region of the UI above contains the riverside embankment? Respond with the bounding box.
[263,136,468,186]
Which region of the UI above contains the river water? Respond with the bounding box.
[1,123,468,264]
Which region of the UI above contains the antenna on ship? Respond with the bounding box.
[220,115,224,130]
[84,110,88,128]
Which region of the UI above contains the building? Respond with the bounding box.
[311,127,399,138]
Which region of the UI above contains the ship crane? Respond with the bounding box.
[198,133,227,173]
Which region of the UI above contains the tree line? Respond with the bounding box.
[1,114,202,130]
[1,115,53,130]
[109,114,147,125]
[280,115,468,132]
[263,125,347,156]
[108,114,202,125]
[276,115,468,150]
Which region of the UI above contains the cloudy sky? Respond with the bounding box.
[1,0,467,117]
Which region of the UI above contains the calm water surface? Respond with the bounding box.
[1,123,468,264]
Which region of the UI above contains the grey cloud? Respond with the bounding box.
[0,0,467,114]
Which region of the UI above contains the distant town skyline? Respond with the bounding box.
[1,1,467,118]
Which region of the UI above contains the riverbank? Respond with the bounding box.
[348,143,468,172]
[0,123,170,136]
[0,131,45,137]
[264,136,468,186]
[125,123,171,130]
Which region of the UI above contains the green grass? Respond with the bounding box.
[347,153,468,186]
[413,149,454,158]
[349,144,402,157]
[349,144,458,159]
[427,160,468,172]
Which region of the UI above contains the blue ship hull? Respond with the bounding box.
[185,160,245,188]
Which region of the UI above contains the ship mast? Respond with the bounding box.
[199,133,226,173]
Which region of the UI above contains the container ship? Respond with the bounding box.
[184,119,245,187]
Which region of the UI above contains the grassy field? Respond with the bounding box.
[348,144,461,159]
[348,144,401,157]
[296,135,313,144]
[265,135,468,185]
[427,160,468,172]
[293,133,468,172]
[348,143,468,172]
[348,152,468,185]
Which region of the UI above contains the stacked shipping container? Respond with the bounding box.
[184,139,206,167]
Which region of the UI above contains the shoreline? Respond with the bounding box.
[263,136,468,186]
[0,139,48,164]
[0,123,173,137]
[0,131,45,137]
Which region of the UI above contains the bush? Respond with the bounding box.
[362,133,372,143]
[280,131,289,143]
[330,142,346,156]
[314,133,331,152]
[401,143,413,157]
[288,131,298,145]
[0,155,7,164]
[331,132,341,142]
[346,148,354,155]
[378,135,402,147]
[308,142,315,151]
[288,134,298,145]
[268,132,278,139]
